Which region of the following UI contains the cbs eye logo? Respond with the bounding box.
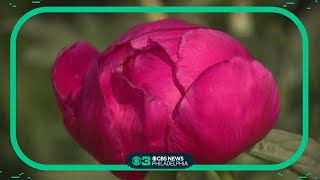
[132,156,151,166]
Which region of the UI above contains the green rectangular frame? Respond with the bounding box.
[10,6,309,171]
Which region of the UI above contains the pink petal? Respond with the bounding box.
[147,37,181,62]
[98,19,201,68]
[175,29,252,90]
[98,42,133,70]
[71,61,123,164]
[56,59,146,180]
[52,41,99,103]
[51,41,100,140]
[167,57,280,164]
[98,57,171,180]
[114,18,200,47]
[70,62,146,180]
[99,69,170,154]
[130,30,192,62]
[121,44,182,113]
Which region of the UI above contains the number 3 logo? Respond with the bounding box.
[141,156,151,166]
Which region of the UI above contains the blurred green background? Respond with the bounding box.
[0,0,319,179]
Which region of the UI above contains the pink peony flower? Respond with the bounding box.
[52,19,280,180]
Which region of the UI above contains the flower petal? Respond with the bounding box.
[147,37,181,62]
[130,30,192,62]
[51,41,100,141]
[72,62,146,180]
[100,69,170,152]
[98,52,172,168]
[71,61,123,164]
[52,41,99,104]
[98,19,201,68]
[167,57,280,164]
[121,44,183,113]
[175,29,252,90]
[114,18,200,47]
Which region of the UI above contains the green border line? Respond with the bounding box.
[10,6,309,171]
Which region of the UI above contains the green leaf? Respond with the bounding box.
[177,130,320,180]
[231,129,320,180]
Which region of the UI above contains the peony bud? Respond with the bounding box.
[52,19,280,180]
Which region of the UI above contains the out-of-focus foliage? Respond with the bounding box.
[1,0,319,180]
